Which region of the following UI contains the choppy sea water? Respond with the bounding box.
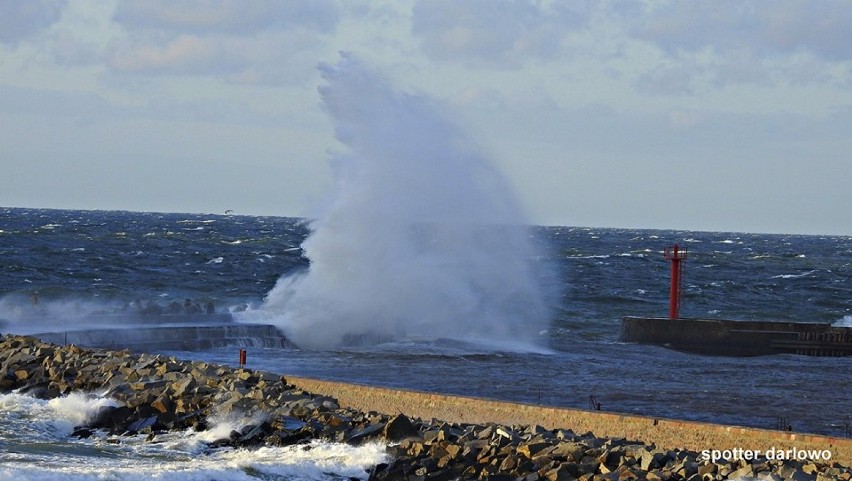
[1,207,850,478]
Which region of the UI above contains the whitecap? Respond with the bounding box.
[770,270,817,280]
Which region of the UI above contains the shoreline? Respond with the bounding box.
[285,375,852,466]
[1,334,849,480]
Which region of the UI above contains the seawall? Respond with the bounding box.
[286,376,852,465]
[620,316,852,357]
[32,324,292,351]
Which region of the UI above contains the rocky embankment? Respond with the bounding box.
[1,334,848,481]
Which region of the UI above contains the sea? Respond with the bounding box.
[0,206,850,480]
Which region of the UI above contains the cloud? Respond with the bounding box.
[0,0,67,45]
[106,30,326,84]
[113,0,339,35]
[411,0,589,68]
[633,58,707,95]
[108,34,240,74]
[623,0,852,91]
[49,29,103,66]
[105,1,340,83]
[634,0,852,60]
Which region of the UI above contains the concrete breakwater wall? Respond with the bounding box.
[33,323,292,351]
[286,376,852,465]
[620,317,852,357]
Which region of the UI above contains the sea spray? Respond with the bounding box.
[257,54,553,349]
[834,315,852,328]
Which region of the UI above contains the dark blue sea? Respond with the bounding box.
[1,206,850,479]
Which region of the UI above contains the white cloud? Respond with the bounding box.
[411,0,588,68]
[634,0,852,60]
[113,0,339,35]
[0,0,67,45]
[108,34,232,74]
[49,28,103,66]
[105,29,330,84]
[628,0,852,89]
[103,1,341,84]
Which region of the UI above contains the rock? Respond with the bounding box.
[640,451,669,471]
[519,441,553,459]
[644,472,665,481]
[545,464,578,481]
[550,442,587,462]
[728,465,753,479]
[347,422,386,443]
[383,414,420,442]
[127,415,158,433]
[71,427,94,438]
[150,394,174,414]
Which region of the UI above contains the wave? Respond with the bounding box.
[1,439,385,481]
[257,55,552,350]
[0,392,117,441]
[770,270,818,280]
[0,392,387,481]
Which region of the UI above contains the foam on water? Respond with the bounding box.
[0,441,387,481]
[0,392,117,439]
[251,54,553,350]
[0,392,387,481]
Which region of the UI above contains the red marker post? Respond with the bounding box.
[239,349,247,368]
[664,244,688,320]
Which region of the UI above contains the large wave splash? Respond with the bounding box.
[258,54,552,350]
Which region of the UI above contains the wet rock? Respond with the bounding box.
[127,415,158,433]
[71,427,94,439]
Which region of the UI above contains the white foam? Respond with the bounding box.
[0,393,387,480]
[0,440,387,481]
[770,270,817,280]
[45,392,119,431]
[4,392,116,430]
[833,315,852,327]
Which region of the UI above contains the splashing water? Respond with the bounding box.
[255,54,552,349]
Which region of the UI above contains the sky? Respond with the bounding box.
[1,0,851,236]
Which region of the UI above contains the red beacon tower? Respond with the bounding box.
[663,244,688,320]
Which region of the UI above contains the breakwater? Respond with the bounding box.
[1,334,849,480]
[286,376,852,466]
[33,323,292,351]
[620,317,852,357]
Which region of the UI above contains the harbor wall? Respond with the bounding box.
[33,324,291,351]
[620,316,852,357]
[287,375,852,465]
